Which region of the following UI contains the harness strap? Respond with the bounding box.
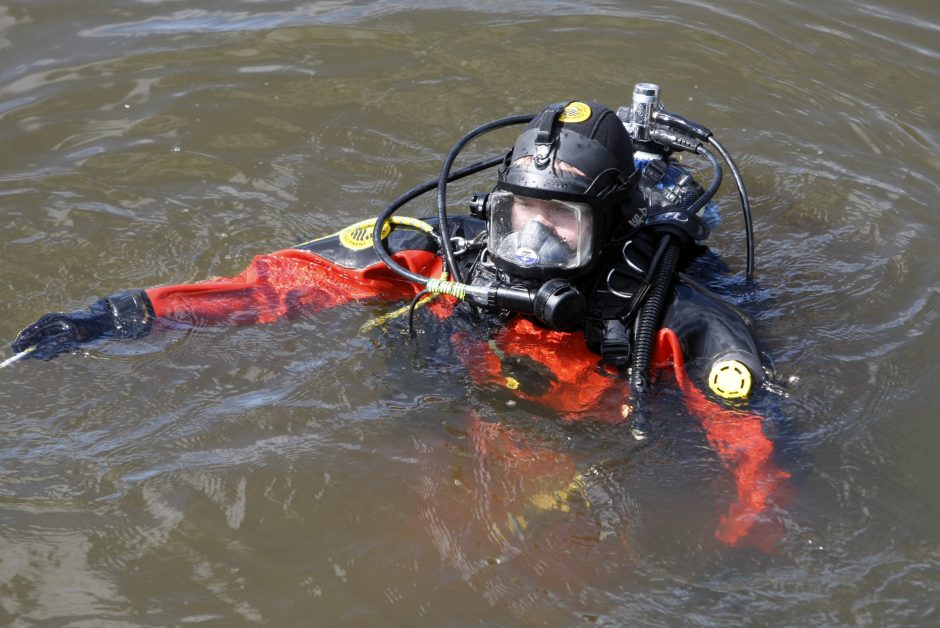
[534,102,570,167]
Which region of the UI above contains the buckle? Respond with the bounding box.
[534,143,551,168]
[450,231,487,256]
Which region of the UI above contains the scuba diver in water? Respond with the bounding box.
[7,85,790,550]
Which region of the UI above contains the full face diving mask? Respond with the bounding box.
[487,191,595,278]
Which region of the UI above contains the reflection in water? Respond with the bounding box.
[1,0,939,624]
[413,413,641,623]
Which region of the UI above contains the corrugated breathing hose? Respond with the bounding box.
[629,233,681,395]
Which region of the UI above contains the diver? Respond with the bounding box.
[7,87,790,550]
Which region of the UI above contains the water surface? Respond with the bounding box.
[1,0,939,624]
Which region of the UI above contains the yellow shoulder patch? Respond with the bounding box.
[338,218,392,251]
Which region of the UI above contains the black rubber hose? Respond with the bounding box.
[372,154,505,286]
[437,114,535,283]
[689,144,722,214]
[629,234,681,395]
[707,136,754,280]
[407,289,430,338]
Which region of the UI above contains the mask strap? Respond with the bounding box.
[584,167,641,203]
[534,102,571,168]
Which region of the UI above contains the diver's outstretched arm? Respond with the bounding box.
[11,290,153,361]
[10,242,443,362]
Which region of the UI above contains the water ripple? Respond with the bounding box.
[2,0,940,624]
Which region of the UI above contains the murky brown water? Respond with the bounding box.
[1,1,939,625]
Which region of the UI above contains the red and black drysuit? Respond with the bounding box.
[12,153,792,550]
[16,205,790,550]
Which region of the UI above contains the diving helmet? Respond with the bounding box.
[487,100,642,280]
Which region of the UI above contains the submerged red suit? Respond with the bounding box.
[143,216,791,551]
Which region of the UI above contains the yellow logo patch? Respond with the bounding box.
[559,101,591,123]
[338,218,392,251]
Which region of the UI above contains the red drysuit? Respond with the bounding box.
[144,222,790,551]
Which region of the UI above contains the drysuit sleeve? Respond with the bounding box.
[145,247,438,326]
[653,328,790,551]
[10,232,444,361]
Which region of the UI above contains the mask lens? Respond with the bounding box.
[488,192,593,272]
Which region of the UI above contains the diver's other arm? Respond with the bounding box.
[652,328,790,551]
[661,277,765,400]
[11,290,153,361]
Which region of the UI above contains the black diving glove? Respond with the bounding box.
[11,290,153,361]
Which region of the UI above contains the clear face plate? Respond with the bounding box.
[487,191,594,271]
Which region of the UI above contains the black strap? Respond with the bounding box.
[616,231,671,325]
[599,319,633,367]
[534,102,570,167]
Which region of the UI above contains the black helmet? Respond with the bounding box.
[488,101,642,279]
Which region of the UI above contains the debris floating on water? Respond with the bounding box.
[0,346,35,369]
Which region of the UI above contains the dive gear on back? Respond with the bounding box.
[618,83,755,278]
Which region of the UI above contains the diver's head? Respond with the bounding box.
[488,101,641,280]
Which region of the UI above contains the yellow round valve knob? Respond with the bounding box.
[708,359,753,399]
